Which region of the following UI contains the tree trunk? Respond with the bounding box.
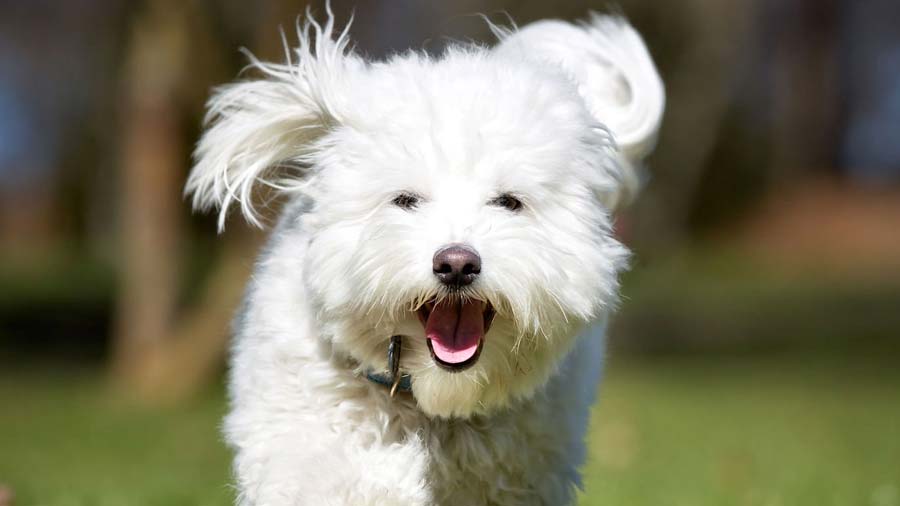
[111,0,281,403]
[627,0,756,253]
[112,0,187,396]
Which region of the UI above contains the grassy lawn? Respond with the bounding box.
[581,356,900,506]
[0,372,231,506]
[1,356,898,506]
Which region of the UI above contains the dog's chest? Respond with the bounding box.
[412,399,579,506]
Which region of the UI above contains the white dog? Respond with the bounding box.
[186,8,663,506]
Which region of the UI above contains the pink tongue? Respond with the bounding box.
[426,299,484,364]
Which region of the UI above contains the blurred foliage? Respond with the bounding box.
[2,0,899,366]
[613,248,900,356]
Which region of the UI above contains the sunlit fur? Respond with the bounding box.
[187,7,663,505]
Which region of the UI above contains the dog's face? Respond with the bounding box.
[301,55,628,417]
[187,17,662,418]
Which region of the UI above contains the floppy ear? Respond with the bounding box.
[495,14,665,210]
[185,12,359,231]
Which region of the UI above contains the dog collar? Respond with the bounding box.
[365,335,412,396]
[366,370,412,394]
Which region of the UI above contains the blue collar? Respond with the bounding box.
[366,370,413,393]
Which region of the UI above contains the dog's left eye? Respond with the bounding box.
[488,193,523,212]
[392,192,420,210]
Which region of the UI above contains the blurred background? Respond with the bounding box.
[1,0,898,505]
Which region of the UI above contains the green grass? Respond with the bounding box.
[0,372,231,506]
[581,356,900,506]
[1,356,898,506]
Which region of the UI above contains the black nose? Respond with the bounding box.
[433,244,481,287]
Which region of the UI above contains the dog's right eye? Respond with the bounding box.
[391,192,420,210]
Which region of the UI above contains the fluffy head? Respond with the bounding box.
[186,10,663,418]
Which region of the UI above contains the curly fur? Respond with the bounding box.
[186,7,663,505]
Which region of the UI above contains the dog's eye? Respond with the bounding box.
[392,192,420,210]
[488,193,523,212]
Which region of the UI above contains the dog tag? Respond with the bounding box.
[388,335,402,397]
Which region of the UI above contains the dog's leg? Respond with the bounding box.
[225,334,433,506]
[229,430,432,506]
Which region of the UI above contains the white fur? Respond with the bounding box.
[187,9,663,506]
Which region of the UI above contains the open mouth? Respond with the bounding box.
[417,299,495,372]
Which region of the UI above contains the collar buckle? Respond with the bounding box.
[365,335,412,396]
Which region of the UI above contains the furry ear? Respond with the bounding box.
[185,10,359,231]
[495,14,665,210]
